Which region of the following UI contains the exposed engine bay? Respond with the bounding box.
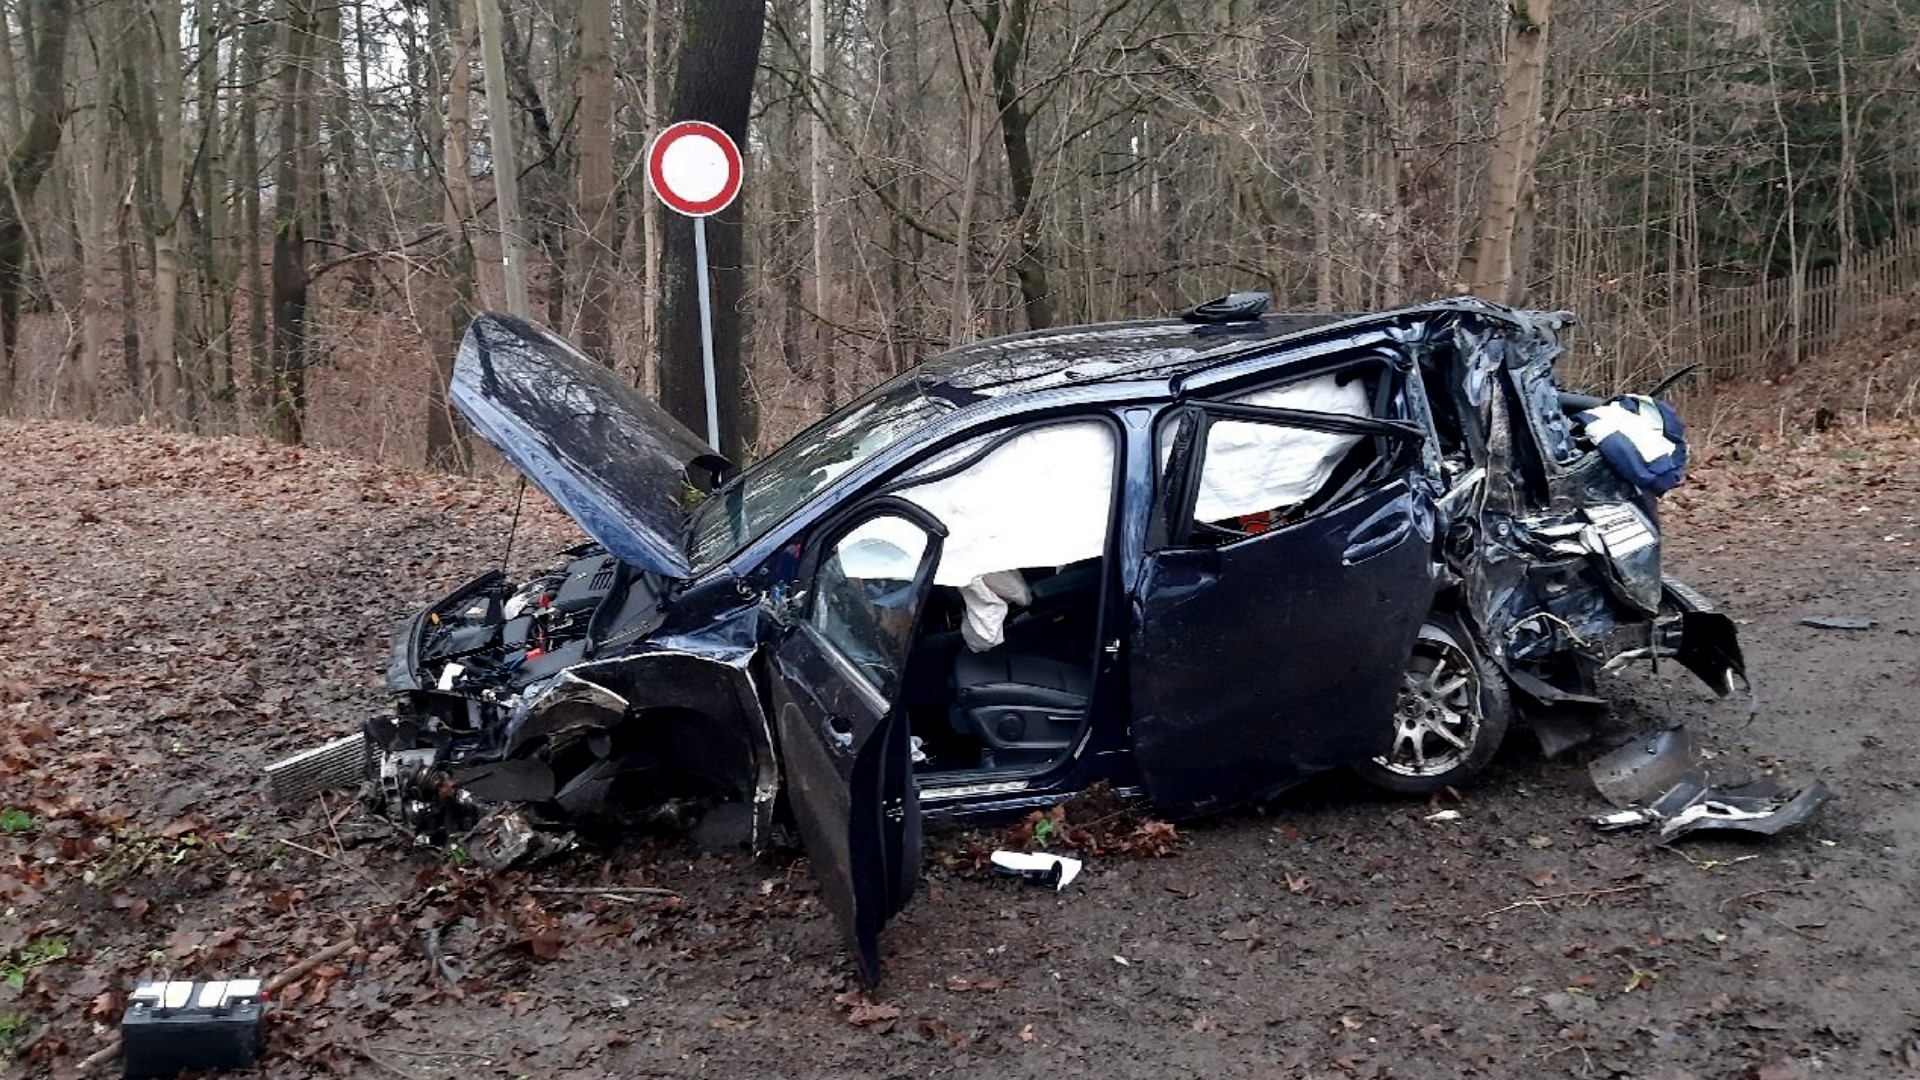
[364,546,757,866]
[413,546,659,692]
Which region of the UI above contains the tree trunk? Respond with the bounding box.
[1460,0,1551,303]
[1379,0,1406,305]
[149,0,186,422]
[946,0,992,344]
[572,0,615,361]
[265,0,314,443]
[0,0,21,139]
[1831,0,1853,293]
[808,0,835,406]
[878,0,907,373]
[323,0,356,247]
[493,2,561,324]
[195,0,231,420]
[655,0,766,461]
[428,0,476,470]
[979,0,1050,330]
[638,0,662,384]
[0,0,73,411]
[1308,0,1338,311]
[74,5,114,418]
[240,0,267,423]
[476,0,529,314]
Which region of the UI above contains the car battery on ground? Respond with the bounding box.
[120,979,264,1078]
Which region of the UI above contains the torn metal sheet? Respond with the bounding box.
[1586,729,1830,841]
[1590,728,1701,809]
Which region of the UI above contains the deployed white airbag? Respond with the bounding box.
[1179,374,1371,523]
[898,420,1116,587]
[958,570,1032,652]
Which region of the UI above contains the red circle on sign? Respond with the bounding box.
[647,121,743,218]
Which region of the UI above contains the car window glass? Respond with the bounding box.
[689,376,952,569]
[895,420,1116,586]
[808,516,931,698]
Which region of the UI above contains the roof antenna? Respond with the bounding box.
[500,475,527,575]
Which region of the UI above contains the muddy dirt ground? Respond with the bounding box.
[1,417,1915,1079]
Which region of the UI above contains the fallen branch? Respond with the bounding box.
[1717,883,1809,911]
[76,939,358,1074]
[367,1042,500,1062]
[1479,884,1654,919]
[278,837,397,903]
[526,885,678,898]
[264,939,358,995]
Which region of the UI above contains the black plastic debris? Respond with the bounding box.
[1180,290,1270,324]
[1801,616,1877,631]
[1652,778,1832,840]
[1586,728,1831,841]
[122,980,264,1078]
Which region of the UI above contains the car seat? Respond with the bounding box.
[949,645,1091,767]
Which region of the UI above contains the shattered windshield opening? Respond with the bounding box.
[689,375,954,569]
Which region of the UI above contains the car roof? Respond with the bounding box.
[911,314,1341,401]
[909,298,1539,403]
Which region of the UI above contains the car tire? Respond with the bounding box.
[1353,615,1510,795]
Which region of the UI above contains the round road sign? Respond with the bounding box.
[647,121,743,218]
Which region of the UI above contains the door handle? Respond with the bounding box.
[1343,514,1411,564]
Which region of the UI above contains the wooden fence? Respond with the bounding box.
[1561,226,1920,392]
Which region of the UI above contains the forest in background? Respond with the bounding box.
[0,0,1913,466]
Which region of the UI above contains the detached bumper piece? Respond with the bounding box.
[122,980,264,1078]
[1587,729,1831,841]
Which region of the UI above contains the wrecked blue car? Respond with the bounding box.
[346,297,1746,980]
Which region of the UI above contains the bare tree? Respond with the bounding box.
[655,0,767,460]
[0,0,72,410]
[477,0,529,314]
[572,0,616,360]
[1460,0,1551,304]
[264,0,315,442]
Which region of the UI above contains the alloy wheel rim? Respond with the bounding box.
[1375,639,1481,778]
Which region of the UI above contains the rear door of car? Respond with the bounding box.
[1128,391,1439,817]
[769,500,944,984]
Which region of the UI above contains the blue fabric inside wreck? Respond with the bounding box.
[1578,395,1688,495]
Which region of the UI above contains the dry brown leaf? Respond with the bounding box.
[847,1002,902,1028]
[944,974,1008,993]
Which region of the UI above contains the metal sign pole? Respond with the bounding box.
[649,121,739,453]
[693,215,721,450]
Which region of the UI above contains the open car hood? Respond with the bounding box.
[451,313,732,580]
